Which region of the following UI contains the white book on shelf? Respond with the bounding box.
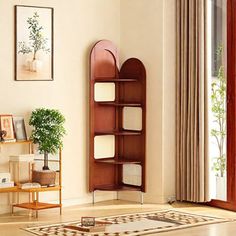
[2,139,16,143]
[21,182,41,189]
[0,181,14,188]
[9,154,35,162]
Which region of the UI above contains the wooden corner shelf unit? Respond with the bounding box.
[0,141,62,218]
[89,40,146,204]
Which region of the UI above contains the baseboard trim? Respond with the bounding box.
[57,192,117,207]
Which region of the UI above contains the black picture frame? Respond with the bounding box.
[15,5,54,81]
[13,117,27,141]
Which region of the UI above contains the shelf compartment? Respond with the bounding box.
[95,131,141,136]
[94,184,141,191]
[95,77,137,82]
[95,158,141,165]
[13,202,61,210]
[96,102,142,107]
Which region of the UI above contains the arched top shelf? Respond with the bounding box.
[90,40,119,81]
[120,58,146,83]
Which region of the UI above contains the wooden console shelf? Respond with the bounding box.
[0,141,62,217]
[89,40,146,204]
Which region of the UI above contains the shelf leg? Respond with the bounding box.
[35,192,39,218]
[92,191,95,204]
[28,191,31,217]
[116,191,119,200]
[140,192,144,205]
[11,205,14,216]
[59,187,62,215]
[17,192,20,204]
[8,192,11,205]
[17,162,20,204]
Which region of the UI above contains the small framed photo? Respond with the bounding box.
[0,115,15,140]
[81,217,95,227]
[13,117,27,141]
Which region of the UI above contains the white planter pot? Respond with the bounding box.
[216,176,226,200]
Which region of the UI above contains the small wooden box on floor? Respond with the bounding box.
[65,221,112,232]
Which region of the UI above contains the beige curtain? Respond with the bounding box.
[176,0,210,202]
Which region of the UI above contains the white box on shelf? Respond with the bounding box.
[0,172,11,183]
[0,181,14,188]
[9,154,35,162]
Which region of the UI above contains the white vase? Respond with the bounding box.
[216,176,226,200]
[29,59,43,72]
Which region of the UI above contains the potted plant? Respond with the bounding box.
[18,12,50,72]
[211,45,226,200]
[29,108,66,185]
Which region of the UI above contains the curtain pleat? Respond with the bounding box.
[176,0,209,202]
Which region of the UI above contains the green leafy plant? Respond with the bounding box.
[18,12,50,60]
[29,108,66,170]
[211,45,226,178]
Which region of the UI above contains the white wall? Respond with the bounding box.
[0,0,120,214]
[0,0,176,214]
[162,0,176,201]
[119,0,176,203]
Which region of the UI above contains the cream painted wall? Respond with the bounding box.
[163,0,176,200]
[0,0,176,214]
[119,0,176,203]
[0,0,120,214]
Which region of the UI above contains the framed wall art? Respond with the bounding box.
[15,5,54,81]
[0,115,15,140]
[13,117,27,141]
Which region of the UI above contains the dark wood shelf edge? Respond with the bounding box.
[95,158,141,165]
[93,185,141,191]
[94,131,142,136]
[94,78,138,82]
[96,102,142,107]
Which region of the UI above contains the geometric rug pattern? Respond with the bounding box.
[24,210,232,236]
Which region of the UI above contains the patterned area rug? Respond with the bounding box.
[24,209,232,236]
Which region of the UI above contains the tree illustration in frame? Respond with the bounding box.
[15,5,53,81]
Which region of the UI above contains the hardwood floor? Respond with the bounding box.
[0,200,236,235]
